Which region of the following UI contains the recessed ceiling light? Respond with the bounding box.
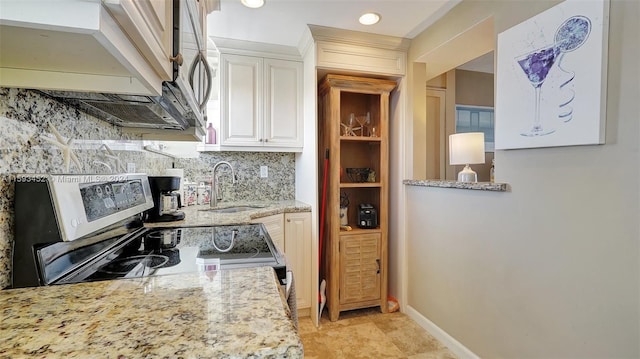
[359,12,381,25]
[241,0,265,9]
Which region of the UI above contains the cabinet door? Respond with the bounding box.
[263,59,303,148]
[339,233,381,305]
[285,212,312,310]
[220,54,263,146]
[103,0,173,80]
[251,214,284,253]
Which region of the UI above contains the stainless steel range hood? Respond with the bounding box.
[39,80,198,131]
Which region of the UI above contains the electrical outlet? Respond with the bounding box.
[127,163,136,173]
[260,166,268,178]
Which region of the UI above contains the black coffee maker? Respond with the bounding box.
[146,176,185,222]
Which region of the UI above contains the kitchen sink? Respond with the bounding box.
[199,206,264,214]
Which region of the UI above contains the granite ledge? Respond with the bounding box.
[403,179,509,192]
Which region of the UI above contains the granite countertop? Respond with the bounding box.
[403,179,509,192]
[145,200,311,228]
[0,266,303,358]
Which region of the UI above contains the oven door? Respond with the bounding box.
[173,0,211,126]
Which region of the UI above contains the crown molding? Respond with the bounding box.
[307,24,411,52]
[210,36,302,61]
[297,26,315,58]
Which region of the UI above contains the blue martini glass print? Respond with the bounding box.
[516,44,560,136]
[515,15,591,137]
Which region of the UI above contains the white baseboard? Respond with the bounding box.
[405,305,480,359]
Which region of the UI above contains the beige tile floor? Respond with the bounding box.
[298,308,458,359]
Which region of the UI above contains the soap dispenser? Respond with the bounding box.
[206,123,217,144]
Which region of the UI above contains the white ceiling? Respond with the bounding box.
[207,0,462,48]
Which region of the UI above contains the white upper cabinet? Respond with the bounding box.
[0,0,172,96]
[264,58,304,148]
[219,53,303,151]
[103,0,173,82]
[204,37,304,152]
[220,54,263,146]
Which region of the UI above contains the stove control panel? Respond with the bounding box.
[16,173,154,242]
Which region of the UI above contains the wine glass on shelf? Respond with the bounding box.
[365,112,371,136]
[341,113,358,136]
[348,113,360,136]
[370,126,378,137]
[516,44,560,137]
[355,112,370,137]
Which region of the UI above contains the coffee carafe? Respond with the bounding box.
[146,176,185,222]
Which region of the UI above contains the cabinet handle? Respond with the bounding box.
[376,259,380,274]
[287,219,291,222]
[259,139,264,142]
[264,139,269,142]
[170,53,184,66]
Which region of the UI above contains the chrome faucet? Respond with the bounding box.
[211,161,237,208]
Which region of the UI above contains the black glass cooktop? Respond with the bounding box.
[56,224,284,284]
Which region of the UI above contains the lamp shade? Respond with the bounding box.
[449,132,485,165]
[241,0,264,8]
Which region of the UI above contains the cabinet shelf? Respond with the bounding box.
[339,182,381,188]
[339,136,382,143]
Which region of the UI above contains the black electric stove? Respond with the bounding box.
[10,174,286,289]
[56,225,286,285]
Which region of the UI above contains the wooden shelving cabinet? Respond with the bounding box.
[318,74,397,321]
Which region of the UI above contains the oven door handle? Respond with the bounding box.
[285,270,298,328]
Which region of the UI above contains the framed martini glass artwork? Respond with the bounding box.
[495,0,608,150]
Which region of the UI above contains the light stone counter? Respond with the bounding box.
[403,179,509,192]
[0,266,303,358]
[145,200,312,228]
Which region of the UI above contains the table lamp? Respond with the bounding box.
[449,132,486,182]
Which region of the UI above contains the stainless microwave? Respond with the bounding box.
[173,0,211,123]
[39,0,212,136]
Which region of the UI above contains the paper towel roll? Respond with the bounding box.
[164,168,184,195]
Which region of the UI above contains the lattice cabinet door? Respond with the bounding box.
[339,233,381,305]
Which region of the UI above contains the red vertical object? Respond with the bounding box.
[318,149,329,302]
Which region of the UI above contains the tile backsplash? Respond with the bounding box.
[176,152,295,203]
[0,88,295,289]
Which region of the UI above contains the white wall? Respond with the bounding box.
[404,0,639,357]
[295,31,319,325]
[388,76,408,306]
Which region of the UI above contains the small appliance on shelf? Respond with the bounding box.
[357,203,378,229]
